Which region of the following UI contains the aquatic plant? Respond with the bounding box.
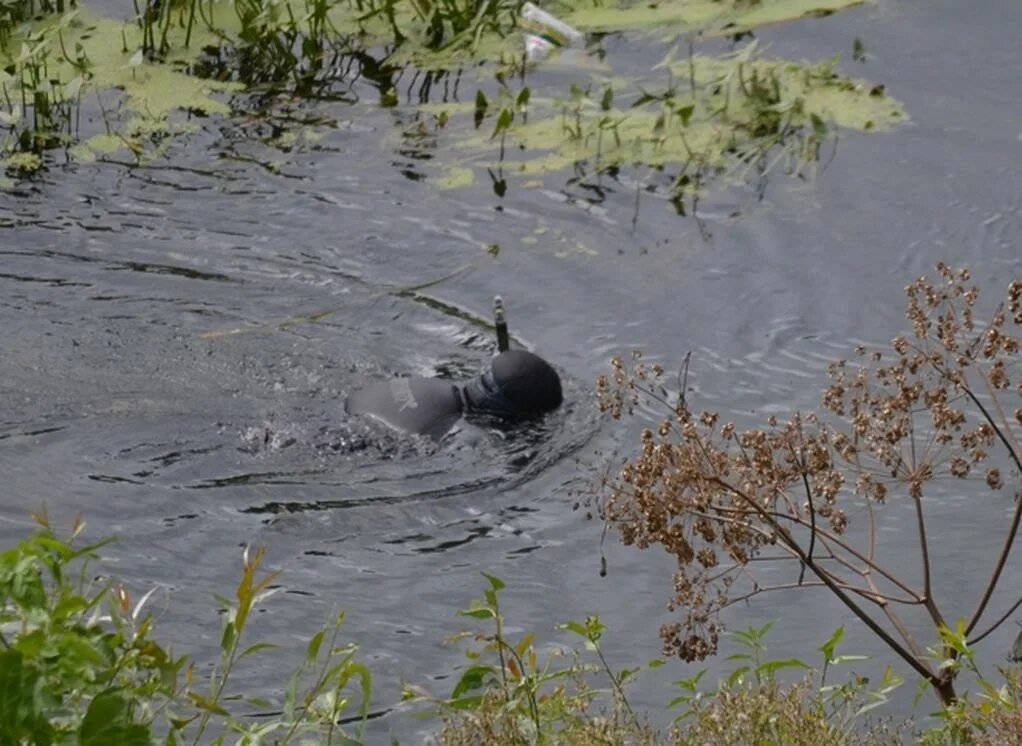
[0,513,370,743]
[590,264,1022,705]
[0,10,88,170]
[0,0,902,198]
[423,39,902,210]
[0,0,73,43]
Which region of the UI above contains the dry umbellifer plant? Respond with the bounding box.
[589,264,1021,705]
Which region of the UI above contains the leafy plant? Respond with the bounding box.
[668,622,906,745]
[408,572,659,744]
[0,513,371,743]
[0,9,88,169]
[590,264,1021,705]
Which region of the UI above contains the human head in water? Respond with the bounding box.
[463,349,563,418]
[344,349,563,440]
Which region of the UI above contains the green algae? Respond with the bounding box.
[0,0,904,211]
[559,0,868,37]
[426,44,905,196]
[434,165,476,187]
[0,7,241,164]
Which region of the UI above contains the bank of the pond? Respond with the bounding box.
[2,521,1019,744]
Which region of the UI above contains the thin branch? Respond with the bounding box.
[702,499,920,599]
[968,595,1022,646]
[779,512,924,601]
[723,580,827,607]
[913,493,934,605]
[809,534,925,606]
[959,380,1022,636]
[793,414,815,585]
[865,571,927,661]
[709,477,941,686]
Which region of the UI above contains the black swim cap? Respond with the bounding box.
[463,350,563,417]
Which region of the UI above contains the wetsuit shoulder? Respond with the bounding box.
[345,377,464,440]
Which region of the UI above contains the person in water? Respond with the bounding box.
[345,349,563,441]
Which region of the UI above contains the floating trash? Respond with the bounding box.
[520,2,584,61]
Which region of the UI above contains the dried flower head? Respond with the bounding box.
[588,265,1020,670]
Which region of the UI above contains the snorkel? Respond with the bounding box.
[461,298,563,418]
[494,295,510,353]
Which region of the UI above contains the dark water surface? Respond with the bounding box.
[2,0,1021,739]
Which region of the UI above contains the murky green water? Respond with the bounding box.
[2,0,1020,738]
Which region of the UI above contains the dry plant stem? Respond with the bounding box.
[725,580,828,607]
[595,269,1018,708]
[761,509,923,601]
[693,499,922,601]
[798,460,816,586]
[864,571,928,661]
[969,594,1022,645]
[955,382,1022,637]
[808,538,922,606]
[710,476,945,692]
[912,494,934,608]
[723,577,914,610]
[964,485,1022,638]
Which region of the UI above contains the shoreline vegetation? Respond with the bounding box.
[3,266,1021,743]
[1,515,1020,743]
[0,0,904,211]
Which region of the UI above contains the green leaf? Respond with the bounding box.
[755,658,810,676]
[451,665,494,699]
[600,86,613,111]
[491,108,513,138]
[458,608,495,620]
[445,694,484,710]
[818,625,844,662]
[79,690,150,746]
[482,573,506,591]
[667,694,694,708]
[559,621,588,638]
[307,629,326,661]
[284,666,300,720]
[474,89,488,129]
[810,112,827,136]
[186,692,231,716]
[238,642,277,661]
[677,104,694,127]
[831,654,869,665]
[220,621,236,653]
[671,670,706,693]
[0,650,52,741]
[726,666,749,687]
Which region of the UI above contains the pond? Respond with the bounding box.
[1,0,1020,739]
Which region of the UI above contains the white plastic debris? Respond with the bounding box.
[520,2,584,61]
[524,34,557,62]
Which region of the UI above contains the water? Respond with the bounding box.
[2,0,1021,739]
